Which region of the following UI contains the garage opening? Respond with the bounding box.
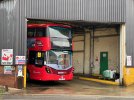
[26,19,122,87]
[26,19,74,83]
[73,23,121,83]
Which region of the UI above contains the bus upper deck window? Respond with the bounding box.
[27,28,36,37]
[36,28,46,37]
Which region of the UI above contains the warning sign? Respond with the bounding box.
[1,49,13,65]
[4,66,12,74]
[15,56,26,65]
[127,56,132,66]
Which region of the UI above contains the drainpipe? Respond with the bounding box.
[83,30,86,75]
[89,26,95,75]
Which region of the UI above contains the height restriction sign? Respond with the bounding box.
[15,56,26,65]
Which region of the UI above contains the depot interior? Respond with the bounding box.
[27,19,121,83]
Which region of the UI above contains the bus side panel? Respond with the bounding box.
[28,37,51,51]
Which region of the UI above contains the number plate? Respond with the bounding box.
[59,76,65,80]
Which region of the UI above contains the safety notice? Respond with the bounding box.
[1,49,13,65]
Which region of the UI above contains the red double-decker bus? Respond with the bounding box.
[27,23,73,81]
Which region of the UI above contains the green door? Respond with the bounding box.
[100,52,108,75]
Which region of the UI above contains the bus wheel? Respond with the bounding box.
[26,71,30,82]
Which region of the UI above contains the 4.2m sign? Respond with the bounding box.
[15,56,26,65]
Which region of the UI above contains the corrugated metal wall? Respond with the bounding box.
[24,0,125,22]
[0,0,22,61]
[126,0,134,66]
[0,0,126,64]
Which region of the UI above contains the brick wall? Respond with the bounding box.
[0,66,17,88]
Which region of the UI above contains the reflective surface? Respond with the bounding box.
[47,50,72,69]
[48,26,71,39]
[6,78,134,96]
[48,26,72,50]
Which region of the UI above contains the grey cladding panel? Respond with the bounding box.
[126,0,134,66]
[25,0,125,22]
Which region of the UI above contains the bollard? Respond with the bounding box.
[17,76,24,89]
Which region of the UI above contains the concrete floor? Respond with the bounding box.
[7,78,134,96]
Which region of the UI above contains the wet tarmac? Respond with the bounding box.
[8,78,134,96]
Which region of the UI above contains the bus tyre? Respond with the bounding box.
[26,71,30,82]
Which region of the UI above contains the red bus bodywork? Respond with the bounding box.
[27,23,73,81]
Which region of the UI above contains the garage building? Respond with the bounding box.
[0,0,133,88]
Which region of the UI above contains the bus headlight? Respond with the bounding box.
[45,68,51,73]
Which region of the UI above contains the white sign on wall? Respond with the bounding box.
[15,56,26,65]
[18,65,23,77]
[127,56,132,66]
[4,66,12,74]
[1,49,13,65]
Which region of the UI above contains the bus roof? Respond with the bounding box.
[27,23,71,28]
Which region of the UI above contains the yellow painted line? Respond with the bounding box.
[79,77,119,86]
[92,74,102,77]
